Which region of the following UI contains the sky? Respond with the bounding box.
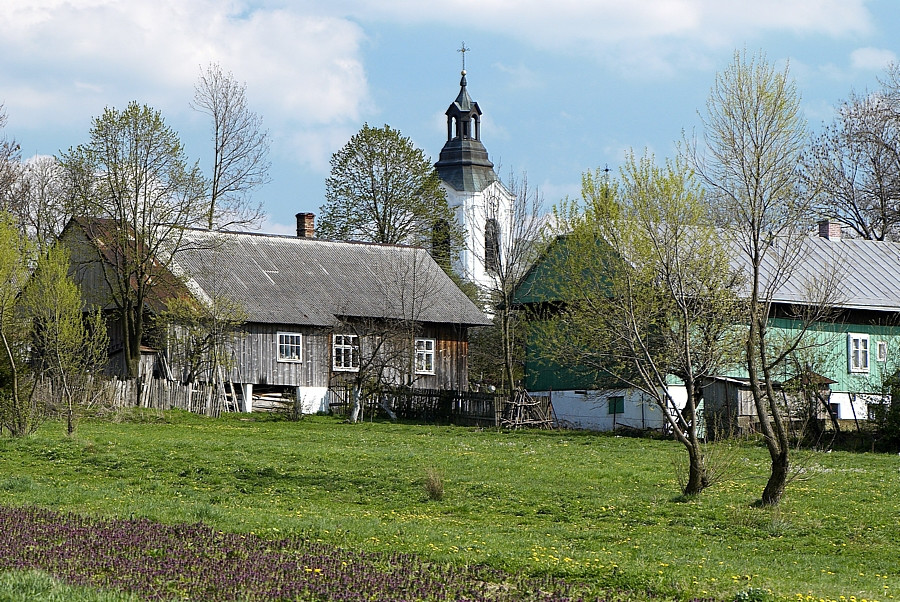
[2,0,898,235]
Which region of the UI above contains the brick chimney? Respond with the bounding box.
[296,212,315,238]
[817,219,841,241]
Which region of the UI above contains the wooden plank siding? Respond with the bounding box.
[223,324,330,387]
[218,322,471,391]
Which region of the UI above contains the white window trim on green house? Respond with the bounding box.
[415,338,435,374]
[276,332,303,363]
[848,333,869,373]
[877,340,888,363]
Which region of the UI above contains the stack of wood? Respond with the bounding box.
[499,389,557,430]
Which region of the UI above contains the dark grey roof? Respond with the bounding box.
[435,137,498,193]
[174,230,490,327]
[745,234,900,312]
[434,70,499,194]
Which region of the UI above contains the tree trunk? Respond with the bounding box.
[349,384,362,423]
[761,448,789,505]
[683,443,710,496]
[501,306,516,393]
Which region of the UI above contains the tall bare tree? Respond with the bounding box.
[686,50,839,505]
[192,63,269,230]
[467,173,549,391]
[0,105,21,215]
[805,89,900,240]
[59,102,207,378]
[15,156,74,250]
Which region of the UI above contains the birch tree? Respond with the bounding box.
[332,250,445,423]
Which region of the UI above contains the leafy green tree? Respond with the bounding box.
[537,153,743,496]
[23,244,108,436]
[59,102,207,379]
[0,213,41,436]
[318,124,461,252]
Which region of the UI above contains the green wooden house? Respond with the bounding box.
[513,221,900,432]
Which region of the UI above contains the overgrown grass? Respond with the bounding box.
[0,570,135,601]
[0,410,896,600]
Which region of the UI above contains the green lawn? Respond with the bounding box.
[0,411,896,600]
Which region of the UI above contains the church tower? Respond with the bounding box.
[435,48,514,291]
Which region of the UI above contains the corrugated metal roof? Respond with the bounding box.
[514,230,900,314]
[174,229,491,327]
[747,235,900,312]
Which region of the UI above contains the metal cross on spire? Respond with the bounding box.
[458,41,470,71]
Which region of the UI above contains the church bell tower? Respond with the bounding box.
[434,44,514,290]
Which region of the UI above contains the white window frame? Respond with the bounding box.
[415,338,436,375]
[332,334,360,372]
[877,340,888,363]
[848,333,870,373]
[276,332,303,363]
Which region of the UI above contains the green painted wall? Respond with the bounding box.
[523,316,900,394]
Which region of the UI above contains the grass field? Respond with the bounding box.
[0,410,896,600]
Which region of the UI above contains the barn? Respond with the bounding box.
[61,215,490,413]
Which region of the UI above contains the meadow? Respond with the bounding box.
[0,410,896,600]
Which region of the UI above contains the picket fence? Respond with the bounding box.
[91,378,238,417]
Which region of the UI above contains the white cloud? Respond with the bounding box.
[0,0,368,130]
[850,47,897,72]
[329,0,873,75]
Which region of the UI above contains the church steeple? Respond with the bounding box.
[446,70,481,141]
[434,47,497,193]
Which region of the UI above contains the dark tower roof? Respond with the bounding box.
[434,70,498,193]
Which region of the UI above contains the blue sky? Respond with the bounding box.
[2,1,898,234]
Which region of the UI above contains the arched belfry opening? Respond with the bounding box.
[444,70,482,142]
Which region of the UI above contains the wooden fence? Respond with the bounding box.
[328,386,507,427]
[64,377,549,428]
[86,378,238,417]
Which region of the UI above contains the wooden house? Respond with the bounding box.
[61,215,490,413]
[513,220,900,433]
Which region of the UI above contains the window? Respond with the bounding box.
[484,218,500,273]
[277,332,303,362]
[333,334,359,372]
[415,339,435,374]
[878,340,888,362]
[608,395,624,415]
[829,403,841,420]
[848,334,870,373]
